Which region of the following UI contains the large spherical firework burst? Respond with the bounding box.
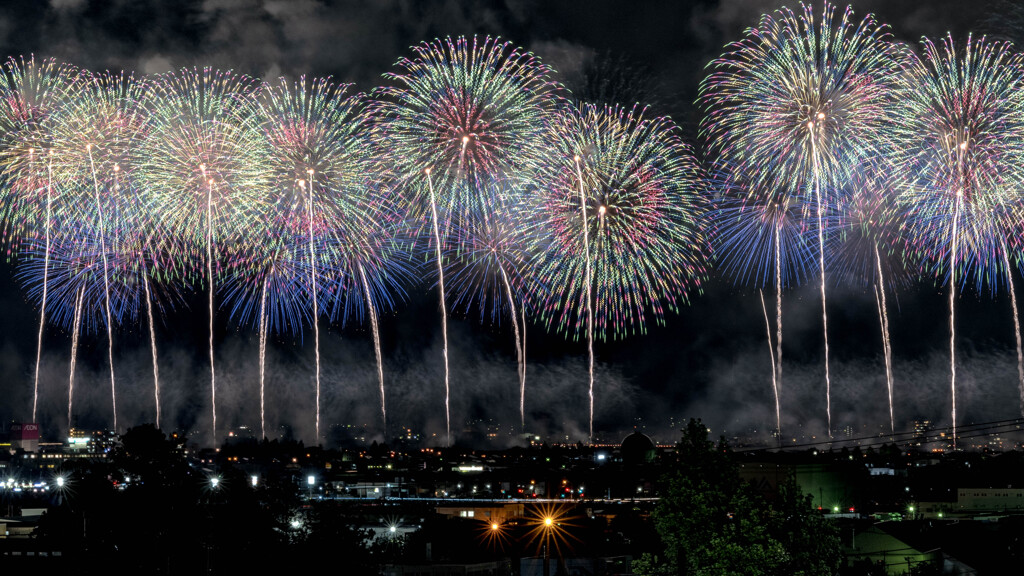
[0,56,78,248]
[258,75,369,236]
[533,103,709,341]
[138,67,270,259]
[700,2,902,204]
[139,67,270,443]
[892,35,1024,292]
[374,35,559,217]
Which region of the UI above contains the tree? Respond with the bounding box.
[634,419,840,576]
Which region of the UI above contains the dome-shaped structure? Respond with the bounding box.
[621,430,656,465]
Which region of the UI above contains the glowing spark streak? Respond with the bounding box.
[950,193,961,450]
[207,176,217,444]
[759,289,780,441]
[774,223,783,420]
[1001,241,1024,417]
[498,263,525,428]
[458,135,469,176]
[304,177,321,445]
[32,154,52,423]
[521,300,527,431]
[359,263,386,434]
[575,155,595,443]
[87,146,117,432]
[143,275,160,429]
[68,285,85,431]
[425,169,451,446]
[258,275,269,440]
[809,129,832,439]
[874,243,894,438]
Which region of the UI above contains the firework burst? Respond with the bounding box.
[375,34,558,216]
[829,167,914,437]
[711,171,818,439]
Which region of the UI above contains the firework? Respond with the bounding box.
[139,67,270,444]
[700,2,903,437]
[375,35,560,445]
[711,171,818,438]
[258,75,370,444]
[375,34,559,217]
[0,56,78,245]
[221,235,314,440]
[0,56,78,422]
[319,173,416,437]
[439,181,537,428]
[829,168,914,437]
[50,71,152,432]
[891,34,1024,445]
[532,102,709,441]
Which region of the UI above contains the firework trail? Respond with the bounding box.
[140,67,269,445]
[1001,240,1024,417]
[321,177,414,438]
[710,178,817,438]
[426,169,450,444]
[375,35,559,444]
[892,34,1024,448]
[222,238,313,440]
[32,154,52,424]
[829,169,914,437]
[86,144,118,430]
[533,103,709,442]
[439,183,535,429]
[575,154,595,442]
[68,284,85,431]
[304,178,321,444]
[359,263,386,433]
[758,289,779,442]
[700,2,902,438]
[258,278,268,439]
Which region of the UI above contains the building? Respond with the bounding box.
[8,424,39,453]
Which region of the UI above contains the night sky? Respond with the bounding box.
[0,0,1019,447]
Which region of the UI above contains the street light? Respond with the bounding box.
[542,517,554,576]
[307,475,315,501]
